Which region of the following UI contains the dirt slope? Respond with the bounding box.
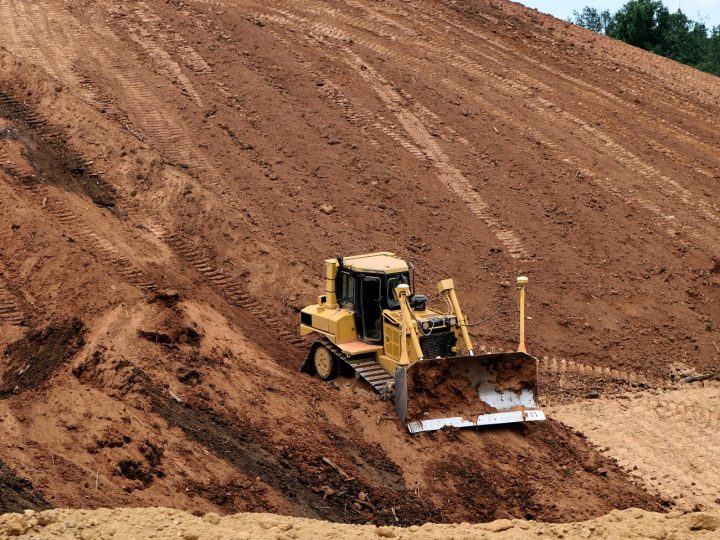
[1,0,719,524]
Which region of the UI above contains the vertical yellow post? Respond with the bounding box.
[437,278,474,355]
[398,316,409,366]
[517,276,528,353]
[396,284,423,363]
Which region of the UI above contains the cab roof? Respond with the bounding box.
[328,252,409,274]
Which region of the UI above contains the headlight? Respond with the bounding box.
[421,321,431,331]
[447,316,458,326]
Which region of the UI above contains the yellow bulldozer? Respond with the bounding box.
[300,253,545,433]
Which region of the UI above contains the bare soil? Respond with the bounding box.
[1,507,720,539]
[0,320,85,398]
[550,382,720,512]
[0,462,50,514]
[0,0,718,527]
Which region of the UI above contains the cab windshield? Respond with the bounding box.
[386,273,410,309]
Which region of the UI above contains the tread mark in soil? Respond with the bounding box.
[0,281,25,326]
[146,224,306,350]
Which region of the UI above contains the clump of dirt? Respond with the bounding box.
[494,355,537,393]
[112,441,165,492]
[89,428,132,451]
[138,327,200,346]
[0,319,85,398]
[0,461,50,513]
[177,368,202,386]
[183,476,271,514]
[151,289,181,307]
[137,305,202,347]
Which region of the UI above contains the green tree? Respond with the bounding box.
[573,1,719,77]
[606,0,670,51]
[697,26,720,75]
[573,7,612,33]
[658,11,708,65]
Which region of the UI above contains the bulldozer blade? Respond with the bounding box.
[394,352,545,434]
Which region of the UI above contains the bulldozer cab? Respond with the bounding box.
[336,263,409,344]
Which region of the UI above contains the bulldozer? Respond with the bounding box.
[299,253,545,433]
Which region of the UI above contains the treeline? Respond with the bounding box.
[572,0,720,76]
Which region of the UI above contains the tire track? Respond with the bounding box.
[314,79,381,148]
[349,53,529,259]
[258,7,530,259]
[72,68,145,142]
[276,0,720,253]
[11,175,158,292]
[0,280,25,326]
[0,0,74,85]
[424,2,720,144]
[436,0,720,130]
[431,51,719,250]
[551,385,720,510]
[109,2,206,107]
[252,15,387,152]
[406,31,720,233]
[538,356,655,387]
[5,1,301,348]
[0,0,220,184]
[145,223,306,351]
[444,76,701,246]
[1,90,162,293]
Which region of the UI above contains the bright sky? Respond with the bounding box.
[517,0,720,28]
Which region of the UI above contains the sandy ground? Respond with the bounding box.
[1,508,720,539]
[550,381,720,512]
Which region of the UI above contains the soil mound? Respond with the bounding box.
[405,353,537,421]
[1,507,719,539]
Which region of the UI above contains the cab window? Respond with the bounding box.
[386,273,409,309]
[337,271,355,307]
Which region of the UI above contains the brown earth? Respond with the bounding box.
[0,462,50,514]
[0,0,719,527]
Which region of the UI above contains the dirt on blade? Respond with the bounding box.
[405,354,538,421]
